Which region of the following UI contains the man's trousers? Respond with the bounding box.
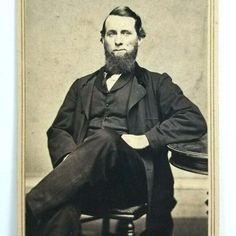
[26,128,173,236]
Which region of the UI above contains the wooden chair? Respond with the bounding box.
[80,203,147,236]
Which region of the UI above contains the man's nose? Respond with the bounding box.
[114,35,123,46]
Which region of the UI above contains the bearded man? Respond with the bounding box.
[26,6,207,236]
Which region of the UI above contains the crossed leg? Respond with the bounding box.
[26,128,147,235]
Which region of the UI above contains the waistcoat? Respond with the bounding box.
[86,71,133,136]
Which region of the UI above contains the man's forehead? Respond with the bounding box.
[105,15,136,31]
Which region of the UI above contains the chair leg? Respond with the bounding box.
[116,219,135,236]
[102,217,110,236]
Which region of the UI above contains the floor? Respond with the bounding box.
[81,217,208,236]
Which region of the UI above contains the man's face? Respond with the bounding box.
[102,15,141,57]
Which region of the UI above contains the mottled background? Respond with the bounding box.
[25,0,208,219]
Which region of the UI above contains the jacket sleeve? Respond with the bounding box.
[47,81,80,167]
[145,73,207,149]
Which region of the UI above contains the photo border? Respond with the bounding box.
[17,0,218,235]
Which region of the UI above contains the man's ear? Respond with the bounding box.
[138,38,143,46]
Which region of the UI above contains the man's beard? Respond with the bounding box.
[104,44,138,74]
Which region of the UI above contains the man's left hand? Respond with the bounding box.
[121,134,149,149]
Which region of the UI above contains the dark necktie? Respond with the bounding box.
[102,72,112,88]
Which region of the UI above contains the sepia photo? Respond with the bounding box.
[19,0,217,235]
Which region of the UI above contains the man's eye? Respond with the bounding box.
[107,32,115,36]
[122,31,131,35]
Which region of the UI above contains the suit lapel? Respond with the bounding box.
[128,75,146,112]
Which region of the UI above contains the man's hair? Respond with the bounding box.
[100,6,146,41]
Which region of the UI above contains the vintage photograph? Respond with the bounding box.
[20,0,216,235]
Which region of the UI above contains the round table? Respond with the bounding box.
[167,135,208,175]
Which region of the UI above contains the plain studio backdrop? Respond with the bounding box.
[24,0,209,227]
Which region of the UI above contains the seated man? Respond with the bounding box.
[26,6,207,236]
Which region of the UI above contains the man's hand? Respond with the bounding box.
[121,134,149,149]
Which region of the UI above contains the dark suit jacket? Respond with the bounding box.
[47,63,207,227]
